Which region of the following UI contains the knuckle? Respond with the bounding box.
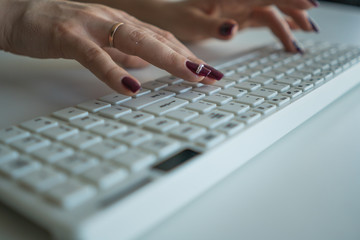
[161,30,175,41]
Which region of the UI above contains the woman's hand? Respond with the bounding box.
[93,0,319,53]
[0,0,223,95]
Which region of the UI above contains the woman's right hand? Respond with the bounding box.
[0,0,223,95]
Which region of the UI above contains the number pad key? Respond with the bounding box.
[236,111,261,124]
[0,156,41,179]
[140,137,181,158]
[55,153,98,174]
[86,139,127,159]
[216,121,245,136]
[82,163,128,189]
[32,143,74,163]
[113,149,156,172]
[195,131,226,148]
[90,121,127,137]
[0,126,30,144]
[20,168,66,192]
[170,124,206,141]
[191,110,234,129]
[11,135,51,153]
[113,128,152,146]
[20,117,58,133]
[63,132,102,149]
[281,88,303,99]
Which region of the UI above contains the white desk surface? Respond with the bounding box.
[1,2,360,240]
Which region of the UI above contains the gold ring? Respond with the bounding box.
[109,22,124,48]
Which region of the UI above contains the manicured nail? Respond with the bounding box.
[308,17,319,33]
[219,23,235,37]
[308,0,319,7]
[122,76,141,93]
[204,64,224,80]
[292,40,304,55]
[186,61,211,77]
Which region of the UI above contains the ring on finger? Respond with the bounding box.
[109,22,124,48]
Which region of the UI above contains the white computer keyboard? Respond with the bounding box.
[1,40,360,240]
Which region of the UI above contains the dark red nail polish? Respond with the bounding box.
[204,64,224,80]
[308,0,319,7]
[219,23,235,36]
[122,77,141,93]
[292,41,304,55]
[308,17,319,32]
[186,61,211,77]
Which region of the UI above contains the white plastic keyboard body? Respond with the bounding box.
[1,40,360,240]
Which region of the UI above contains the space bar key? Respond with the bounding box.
[121,90,175,110]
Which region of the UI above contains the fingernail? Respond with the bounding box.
[122,76,141,93]
[186,61,211,77]
[292,40,304,55]
[308,0,320,7]
[308,17,319,33]
[204,64,224,80]
[219,23,235,37]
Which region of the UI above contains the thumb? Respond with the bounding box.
[187,11,238,40]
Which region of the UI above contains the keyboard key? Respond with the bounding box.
[113,128,152,146]
[133,88,151,98]
[42,124,79,140]
[142,98,189,116]
[250,76,273,85]
[119,111,155,126]
[193,85,221,95]
[224,73,249,83]
[165,108,199,122]
[185,101,217,113]
[142,81,168,91]
[268,96,291,107]
[11,135,51,153]
[143,117,179,133]
[218,102,250,115]
[234,82,261,91]
[156,75,183,85]
[63,132,102,149]
[86,139,127,159]
[140,136,181,158]
[52,107,88,121]
[163,84,192,94]
[195,131,226,148]
[281,88,303,99]
[98,93,131,104]
[295,82,314,92]
[276,76,301,86]
[122,90,175,110]
[77,100,111,113]
[82,163,128,189]
[203,94,233,105]
[0,126,30,144]
[20,117,58,133]
[0,144,18,163]
[219,87,247,98]
[262,71,285,80]
[216,120,245,135]
[251,88,278,99]
[191,110,234,129]
[254,103,277,115]
[236,111,262,124]
[236,95,265,107]
[0,156,41,179]
[45,179,96,209]
[305,76,324,86]
[32,143,74,163]
[212,79,236,88]
[55,153,98,174]
[113,149,156,172]
[20,168,66,192]
[90,121,127,137]
[99,106,132,119]
[265,82,290,93]
[176,91,206,102]
[70,115,104,130]
[170,124,206,141]
[288,72,311,81]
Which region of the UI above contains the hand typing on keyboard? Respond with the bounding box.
[97,0,319,54]
[0,0,223,96]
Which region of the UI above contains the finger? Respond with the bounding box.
[103,47,150,68]
[280,7,319,32]
[284,16,301,30]
[62,34,141,95]
[113,23,223,81]
[250,7,301,53]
